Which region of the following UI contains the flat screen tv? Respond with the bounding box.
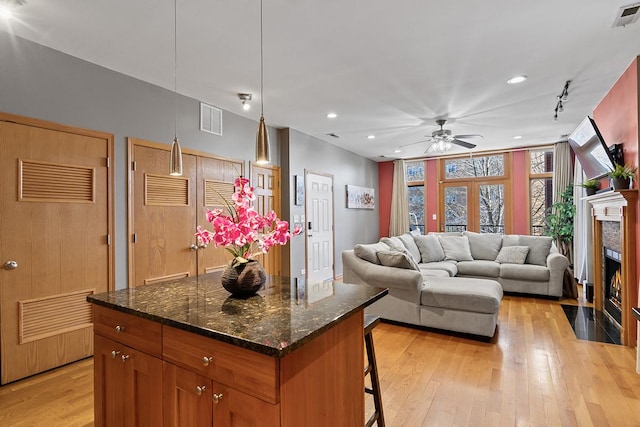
[567,116,615,180]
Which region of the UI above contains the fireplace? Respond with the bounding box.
[603,247,622,326]
[589,189,638,347]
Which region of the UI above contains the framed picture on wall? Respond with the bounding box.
[295,175,304,206]
[346,185,375,209]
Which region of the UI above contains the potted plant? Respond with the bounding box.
[545,185,575,263]
[578,179,600,196]
[608,163,637,190]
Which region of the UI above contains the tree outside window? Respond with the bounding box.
[529,149,553,235]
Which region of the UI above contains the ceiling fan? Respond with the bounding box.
[402,119,483,153]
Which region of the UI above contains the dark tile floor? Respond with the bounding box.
[561,305,622,345]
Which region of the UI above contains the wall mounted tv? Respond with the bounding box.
[567,116,616,180]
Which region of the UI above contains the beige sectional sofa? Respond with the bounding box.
[342,231,569,338]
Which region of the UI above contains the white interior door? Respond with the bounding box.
[305,173,334,283]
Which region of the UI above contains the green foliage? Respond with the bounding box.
[545,185,575,245]
[608,163,637,179]
[578,179,600,189]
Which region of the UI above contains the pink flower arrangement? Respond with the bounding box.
[196,177,301,267]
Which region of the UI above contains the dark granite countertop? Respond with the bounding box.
[87,273,387,358]
[633,307,640,322]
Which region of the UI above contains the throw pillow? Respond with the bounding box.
[438,236,473,261]
[398,233,422,264]
[463,231,502,261]
[353,242,389,264]
[376,250,420,271]
[380,236,406,252]
[518,235,553,266]
[414,234,445,263]
[495,246,529,264]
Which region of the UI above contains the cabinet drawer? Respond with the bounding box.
[93,305,162,357]
[163,325,278,404]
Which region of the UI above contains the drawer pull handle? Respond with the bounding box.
[212,393,223,404]
[202,356,213,366]
[121,354,130,363]
[110,350,121,359]
[195,385,206,396]
[115,325,125,333]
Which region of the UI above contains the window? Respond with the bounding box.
[444,155,505,179]
[406,161,425,233]
[529,148,553,235]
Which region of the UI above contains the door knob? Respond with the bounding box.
[3,261,18,270]
[189,244,198,251]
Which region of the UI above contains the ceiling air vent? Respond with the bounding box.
[200,102,223,135]
[613,3,640,28]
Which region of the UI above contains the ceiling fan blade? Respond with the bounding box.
[451,139,477,149]
[453,134,483,139]
[399,137,434,147]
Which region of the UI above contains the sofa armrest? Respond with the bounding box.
[546,251,569,296]
[342,250,423,300]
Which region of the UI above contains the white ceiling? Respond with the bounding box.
[2,0,640,161]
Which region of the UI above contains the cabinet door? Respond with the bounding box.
[164,362,213,427]
[212,383,280,427]
[94,335,163,427]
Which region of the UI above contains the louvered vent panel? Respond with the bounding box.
[20,160,94,202]
[145,174,189,206]
[19,290,94,344]
[204,180,234,207]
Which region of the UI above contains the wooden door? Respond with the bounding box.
[305,172,334,282]
[130,142,197,287]
[196,156,243,275]
[251,164,281,276]
[212,383,280,427]
[164,362,213,427]
[0,116,112,384]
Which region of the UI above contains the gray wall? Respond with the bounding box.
[0,31,378,287]
[281,128,379,278]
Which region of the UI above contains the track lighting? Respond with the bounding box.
[238,93,252,111]
[552,80,571,122]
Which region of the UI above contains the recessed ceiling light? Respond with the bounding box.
[326,112,337,119]
[0,6,13,18]
[513,135,523,140]
[367,135,375,139]
[507,75,528,85]
[394,149,402,153]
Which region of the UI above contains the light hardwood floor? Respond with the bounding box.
[2,291,640,427]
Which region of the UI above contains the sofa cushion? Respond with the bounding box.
[421,269,450,278]
[380,236,406,252]
[414,234,445,263]
[463,231,502,261]
[353,242,389,264]
[456,260,500,277]
[421,277,503,314]
[500,263,550,281]
[398,233,422,263]
[519,235,553,266]
[419,261,458,277]
[502,235,552,266]
[377,250,420,271]
[438,236,473,261]
[495,246,529,264]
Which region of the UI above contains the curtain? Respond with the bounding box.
[573,160,592,285]
[552,141,573,205]
[389,159,409,236]
[552,141,574,263]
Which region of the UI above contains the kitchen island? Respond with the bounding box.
[87,274,387,427]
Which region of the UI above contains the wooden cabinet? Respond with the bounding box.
[163,362,213,427]
[94,335,162,427]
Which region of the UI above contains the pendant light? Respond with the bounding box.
[169,0,183,176]
[255,0,270,165]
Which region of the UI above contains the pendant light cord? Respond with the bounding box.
[174,0,178,139]
[260,0,264,117]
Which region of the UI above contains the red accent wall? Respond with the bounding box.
[593,56,640,308]
[511,150,529,235]
[378,161,394,238]
[426,159,439,233]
